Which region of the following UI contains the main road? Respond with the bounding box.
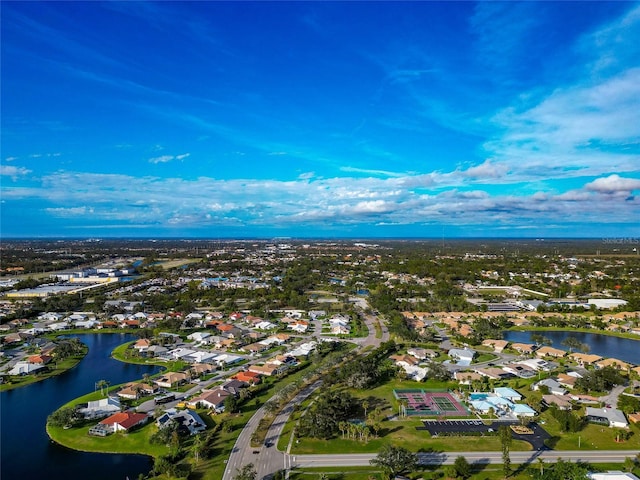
[292,450,640,468]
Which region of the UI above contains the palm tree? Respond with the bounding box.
[95,379,110,396]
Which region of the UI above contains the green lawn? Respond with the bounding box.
[47,421,169,457]
[287,379,532,455]
[541,419,640,451]
[0,348,88,392]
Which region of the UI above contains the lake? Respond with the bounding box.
[0,333,162,480]
[502,330,640,365]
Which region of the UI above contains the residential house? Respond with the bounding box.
[133,338,152,353]
[233,370,261,385]
[448,348,475,366]
[146,345,169,357]
[494,387,522,402]
[532,378,567,396]
[536,346,566,358]
[289,320,309,333]
[156,408,206,436]
[481,339,509,353]
[7,361,45,376]
[518,358,552,371]
[188,388,232,412]
[390,354,419,368]
[248,363,286,376]
[155,371,189,389]
[27,354,52,365]
[79,396,121,419]
[454,371,484,385]
[240,343,268,355]
[510,343,536,355]
[557,372,580,389]
[542,394,573,410]
[187,331,211,344]
[570,353,603,366]
[585,407,629,428]
[407,347,437,360]
[596,358,632,371]
[475,367,513,380]
[190,363,215,377]
[501,363,536,379]
[221,379,247,396]
[99,411,148,433]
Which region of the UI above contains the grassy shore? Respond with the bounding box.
[0,344,88,392]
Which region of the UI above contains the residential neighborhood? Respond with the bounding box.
[1,238,640,480]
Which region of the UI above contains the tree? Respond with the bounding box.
[453,455,471,479]
[561,336,582,353]
[47,407,78,427]
[225,395,239,414]
[95,379,110,396]
[499,425,512,478]
[233,463,257,480]
[370,444,417,479]
[537,457,545,477]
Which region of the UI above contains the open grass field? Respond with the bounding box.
[156,258,202,270]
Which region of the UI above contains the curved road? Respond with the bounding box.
[223,302,387,479]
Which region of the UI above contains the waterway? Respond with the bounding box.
[0,333,162,480]
[503,330,640,365]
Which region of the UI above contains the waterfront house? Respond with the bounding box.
[99,411,148,433]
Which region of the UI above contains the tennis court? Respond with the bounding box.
[393,389,469,416]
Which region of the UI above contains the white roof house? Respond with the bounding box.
[494,387,522,401]
[448,348,475,366]
[79,396,121,419]
[8,362,45,376]
[585,407,629,429]
[589,472,640,480]
[255,321,277,330]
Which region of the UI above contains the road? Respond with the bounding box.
[291,450,640,468]
[223,300,386,479]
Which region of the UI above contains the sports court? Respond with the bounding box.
[393,389,469,416]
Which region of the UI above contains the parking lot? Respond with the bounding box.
[418,420,551,451]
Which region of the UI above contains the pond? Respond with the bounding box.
[0,333,162,480]
[502,330,640,365]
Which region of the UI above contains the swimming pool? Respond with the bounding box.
[469,393,490,401]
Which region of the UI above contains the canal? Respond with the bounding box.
[503,330,640,365]
[0,333,162,480]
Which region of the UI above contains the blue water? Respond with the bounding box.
[503,330,640,365]
[469,393,489,401]
[0,333,162,480]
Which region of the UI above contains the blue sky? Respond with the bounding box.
[2,1,639,238]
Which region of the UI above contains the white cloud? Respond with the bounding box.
[149,152,190,164]
[149,155,173,164]
[479,5,640,184]
[0,165,32,180]
[585,174,640,194]
[11,167,633,230]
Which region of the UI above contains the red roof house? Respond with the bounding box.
[99,412,148,432]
